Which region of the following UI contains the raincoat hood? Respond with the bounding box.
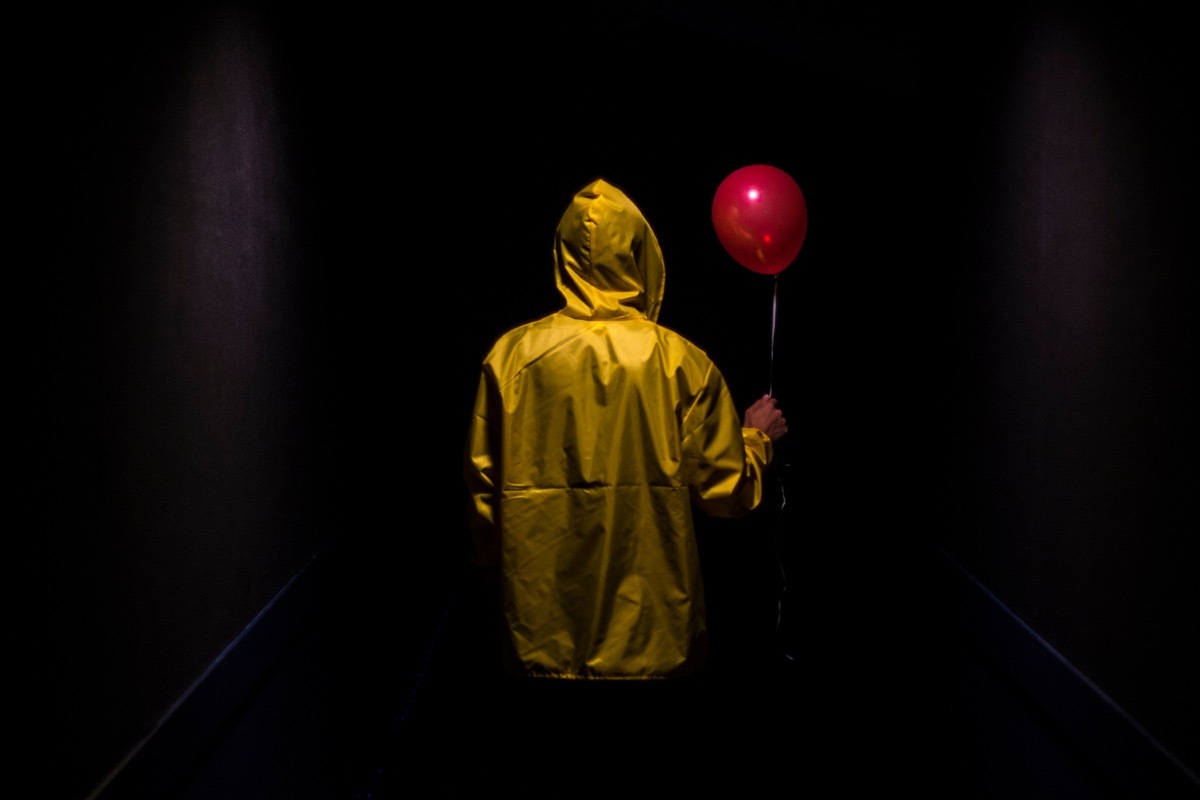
[554,179,665,322]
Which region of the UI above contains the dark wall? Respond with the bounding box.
[929,10,1199,777]
[39,6,339,797]
[36,2,1196,796]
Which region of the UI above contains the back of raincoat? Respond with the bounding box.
[465,179,774,679]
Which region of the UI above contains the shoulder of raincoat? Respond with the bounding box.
[464,179,773,680]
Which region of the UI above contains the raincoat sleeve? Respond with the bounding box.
[464,369,501,567]
[682,363,774,518]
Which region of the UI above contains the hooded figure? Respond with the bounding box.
[465,179,779,680]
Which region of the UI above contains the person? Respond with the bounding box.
[462,178,787,711]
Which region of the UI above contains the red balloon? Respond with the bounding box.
[712,164,808,275]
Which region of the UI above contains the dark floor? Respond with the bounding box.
[95,525,1197,800]
[165,531,982,799]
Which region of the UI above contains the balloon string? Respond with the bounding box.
[768,273,790,659]
[769,275,779,397]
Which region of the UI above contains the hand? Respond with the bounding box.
[743,394,787,442]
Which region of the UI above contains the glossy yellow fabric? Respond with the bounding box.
[465,179,773,679]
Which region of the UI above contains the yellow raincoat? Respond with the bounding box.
[465,179,774,679]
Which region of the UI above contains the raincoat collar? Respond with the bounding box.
[553,179,665,322]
